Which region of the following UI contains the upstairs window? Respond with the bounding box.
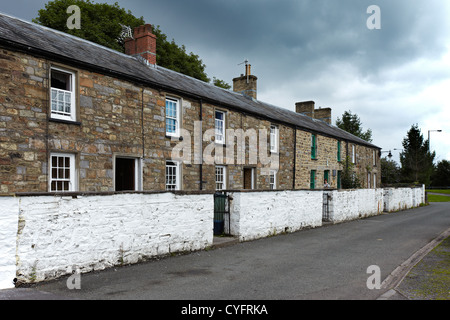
[352,145,356,164]
[50,67,76,122]
[166,98,180,137]
[337,141,341,162]
[270,125,278,153]
[311,134,317,159]
[215,110,225,144]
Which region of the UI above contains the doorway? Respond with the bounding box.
[243,167,255,190]
[115,157,136,191]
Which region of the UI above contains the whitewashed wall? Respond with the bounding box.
[326,189,384,223]
[15,193,213,283]
[383,186,425,212]
[229,190,323,242]
[0,197,18,289]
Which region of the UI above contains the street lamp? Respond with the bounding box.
[428,130,442,153]
[381,150,392,159]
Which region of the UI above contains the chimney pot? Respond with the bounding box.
[124,23,157,65]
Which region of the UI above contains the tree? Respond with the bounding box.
[341,156,361,189]
[380,158,401,186]
[399,124,435,185]
[431,160,450,187]
[33,0,228,86]
[336,110,373,142]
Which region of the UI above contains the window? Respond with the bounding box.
[49,153,76,192]
[115,157,142,191]
[373,173,377,189]
[311,134,317,159]
[270,125,278,153]
[337,141,341,162]
[352,145,356,164]
[215,166,226,190]
[310,170,316,189]
[215,110,225,144]
[166,161,180,190]
[166,98,180,137]
[373,150,377,166]
[50,67,76,122]
[367,172,371,188]
[270,170,277,190]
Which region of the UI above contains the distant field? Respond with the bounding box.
[427,194,450,202]
[426,189,450,194]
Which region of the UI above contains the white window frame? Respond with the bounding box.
[270,170,277,190]
[352,145,356,164]
[165,97,180,137]
[49,153,76,192]
[215,110,226,144]
[368,172,371,188]
[270,125,278,153]
[373,173,377,189]
[166,160,181,191]
[215,165,227,191]
[50,67,76,122]
[373,150,377,166]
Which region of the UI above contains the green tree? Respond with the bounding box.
[431,160,450,187]
[33,0,228,85]
[380,158,401,186]
[399,124,435,185]
[336,110,373,143]
[341,156,361,189]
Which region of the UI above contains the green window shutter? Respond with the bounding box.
[310,170,316,189]
[337,141,341,162]
[311,134,316,159]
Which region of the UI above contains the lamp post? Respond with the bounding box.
[381,150,392,159]
[428,130,442,153]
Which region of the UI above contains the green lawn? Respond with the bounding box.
[426,189,450,194]
[428,194,450,202]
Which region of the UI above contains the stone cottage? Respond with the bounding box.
[0,13,381,195]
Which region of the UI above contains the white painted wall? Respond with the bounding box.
[229,190,323,242]
[15,193,213,283]
[383,186,425,212]
[327,189,384,223]
[0,197,18,289]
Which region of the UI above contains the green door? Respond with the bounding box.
[337,171,342,189]
[310,170,316,189]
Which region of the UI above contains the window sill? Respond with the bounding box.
[49,118,81,126]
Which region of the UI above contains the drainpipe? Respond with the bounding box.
[199,98,203,191]
[293,126,297,190]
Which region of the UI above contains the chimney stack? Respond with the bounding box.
[233,62,258,100]
[296,101,332,125]
[124,24,157,65]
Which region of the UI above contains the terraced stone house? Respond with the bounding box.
[0,13,381,195]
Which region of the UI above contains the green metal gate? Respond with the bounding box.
[214,192,230,235]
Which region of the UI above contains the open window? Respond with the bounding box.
[50,67,76,122]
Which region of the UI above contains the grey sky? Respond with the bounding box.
[2,0,450,162]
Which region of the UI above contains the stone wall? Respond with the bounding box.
[0,197,18,289]
[15,192,213,283]
[228,190,323,242]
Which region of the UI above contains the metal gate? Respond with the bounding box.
[214,192,230,235]
[323,192,331,222]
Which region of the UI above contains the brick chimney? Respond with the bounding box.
[233,62,257,99]
[124,24,157,65]
[296,101,332,124]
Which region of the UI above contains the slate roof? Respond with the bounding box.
[0,12,380,149]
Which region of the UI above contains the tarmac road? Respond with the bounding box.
[2,202,450,302]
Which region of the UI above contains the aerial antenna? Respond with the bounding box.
[238,59,250,83]
[118,23,134,43]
